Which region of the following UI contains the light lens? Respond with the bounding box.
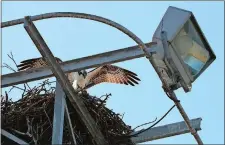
[183,55,205,75]
[172,20,210,77]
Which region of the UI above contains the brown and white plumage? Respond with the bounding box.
[17,57,141,90]
[84,65,140,89]
[17,57,63,71]
[17,57,75,84]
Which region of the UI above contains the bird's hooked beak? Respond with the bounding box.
[78,70,87,78]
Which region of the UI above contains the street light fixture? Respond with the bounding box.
[152,6,216,92]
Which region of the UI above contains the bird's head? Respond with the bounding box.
[78,70,87,78]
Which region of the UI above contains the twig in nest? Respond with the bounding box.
[7,52,18,68]
[10,128,28,136]
[2,91,9,115]
[121,112,125,120]
[2,63,16,72]
[9,117,35,139]
[22,84,27,98]
[39,122,51,137]
[36,124,39,144]
[8,86,15,93]
[23,97,47,114]
[1,52,18,73]
[25,117,38,144]
[8,85,26,93]
[26,116,33,137]
[24,83,32,93]
[32,124,38,145]
[10,52,32,91]
[43,102,52,129]
[100,93,112,99]
[5,91,8,102]
[97,93,111,110]
[3,52,32,90]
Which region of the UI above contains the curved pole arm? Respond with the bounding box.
[2,12,152,56]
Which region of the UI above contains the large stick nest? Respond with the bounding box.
[1,79,135,145]
[1,53,174,145]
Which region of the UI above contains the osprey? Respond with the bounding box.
[17,57,141,91]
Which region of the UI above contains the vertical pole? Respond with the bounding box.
[160,31,203,145]
[52,81,65,144]
[52,81,77,145]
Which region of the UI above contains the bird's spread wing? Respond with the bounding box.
[17,57,75,84]
[17,57,62,71]
[84,64,141,89]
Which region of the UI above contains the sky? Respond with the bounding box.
[1,1,224,144]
